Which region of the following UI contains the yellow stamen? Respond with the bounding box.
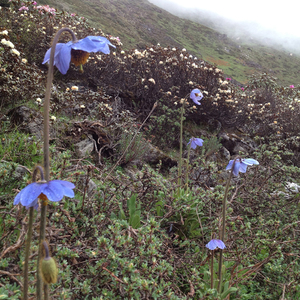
[70,49,90,67]
[39,193,48,206]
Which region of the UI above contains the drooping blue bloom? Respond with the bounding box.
[42,36,115,74]
[226,158,259,176]
[188,137,203,149]
[14,180,75,209]
[190,89,203,105]
[206,239,226,250]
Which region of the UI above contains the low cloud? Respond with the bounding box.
[148,0,300,55]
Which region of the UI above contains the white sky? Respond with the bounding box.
[149,0,300,44]
[166,0,300,37]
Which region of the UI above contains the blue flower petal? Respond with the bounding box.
[206,239,226,250]
[42,181,65,202]
[242,158,259,166]
[239,163,248,173]
[26,198,39,210]
[71,36,115,54]
[226,158,259,176]
[43,35,114,74]
[190,89,203,105]
[226,160,234,171]
[52,180,75,198]
[188,137,203,149]
[214,239,226,249]
[232,161,241,176]
[55,43,72,75]
[42,43,65,64]
[194,138,203,147]
[14,180,75,207]
[16,182,45,207]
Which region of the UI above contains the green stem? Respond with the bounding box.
[217,164,234,293]
[177,103,184,188]
[23,207,34,300]
[23,166,44,300]
[211,250,214,289]
[185,145,191,190]
[37,28,77,300]
[44,284,49,300]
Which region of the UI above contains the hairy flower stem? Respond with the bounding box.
[211,250,214,289]
[37,28,77,300]
[185,145,191,190]
[23,207,34,300]
[177,104,184,188]
[23,166,44,300]
[217,162,235,293]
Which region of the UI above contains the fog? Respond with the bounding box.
[148,0,300,54]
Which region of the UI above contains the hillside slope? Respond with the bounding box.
[37,0,300,85]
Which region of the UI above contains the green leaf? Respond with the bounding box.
[220,287,238,299]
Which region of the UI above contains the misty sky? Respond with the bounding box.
[149,0,300,53]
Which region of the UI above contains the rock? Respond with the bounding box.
[8,106,44,138]
[219,131,257,156]
[220,146,231,160]
[142,143,177,168]
[75,138,94,158]
[13,165,30,180]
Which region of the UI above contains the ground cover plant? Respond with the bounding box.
[1,1,300,299]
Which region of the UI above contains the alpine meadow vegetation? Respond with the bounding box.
[1,0,300,299]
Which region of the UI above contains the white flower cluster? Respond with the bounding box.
[1,36,21,56]
[11,49,20,56]
[1,38,15,49]
[0,30,8,35]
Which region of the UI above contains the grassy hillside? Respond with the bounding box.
[1,1,300,299]
[36,0,300,85]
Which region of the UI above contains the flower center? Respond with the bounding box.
[70,49,90,66]
[38,193,48,205]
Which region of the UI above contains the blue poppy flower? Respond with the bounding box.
[42,36,115,74]
[14,180,75,209]
[206,239,226,250]
[190,89,203,105]
[226,158,259,176]
[188,137,203,149]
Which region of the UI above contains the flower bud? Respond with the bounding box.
[40,241,58,284]
[41,257,58,284]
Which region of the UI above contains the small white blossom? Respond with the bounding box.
[10,49,20,56]
[1,38,14,48]
[51,116,56,121]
